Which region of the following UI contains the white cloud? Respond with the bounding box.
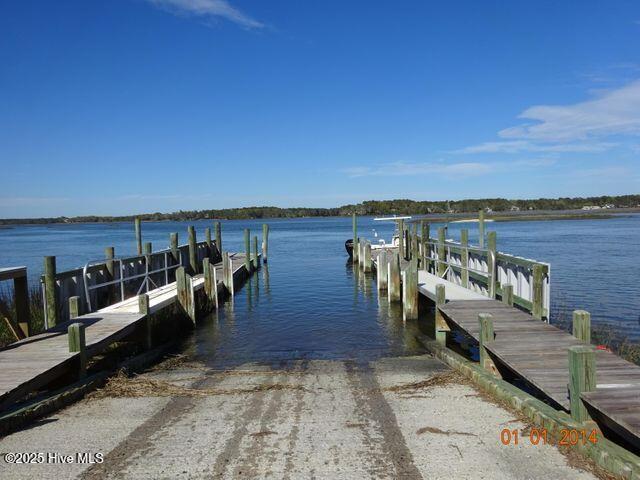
[452,140,615,154]
[144,0,264,29]
[498,80,640,142]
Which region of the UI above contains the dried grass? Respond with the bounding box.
[89,371,306,399]
[383,370,465,393]
[416,426,476,437]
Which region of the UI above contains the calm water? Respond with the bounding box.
[0,215,639,364]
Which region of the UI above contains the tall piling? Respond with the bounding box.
[388,252,401,302]
[244,229,251,272]
[403,258,418,321]
[377,250,388,291]
[134,217,143,255]
[44,256,58,327]
[214,222,222,257]
[253,235,259,270]
[188,226,198,275]
[262,223,269,263]
[487,231,497,298]
[437,227,446,277]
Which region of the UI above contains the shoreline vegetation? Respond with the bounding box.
[1,194,639,225]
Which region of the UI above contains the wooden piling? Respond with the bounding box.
[188,226,198,275]
[138,293,152,350]
[44,256,58,327]
[262,223,269,263]
[203,259,217,307]
[144,242,152,255]
[13,273,30,337]
[222,251,232,294]
[176,266,196,324]
[435,284,449,345]
[572,310,591,344]
[363,242,372,273]
[421,222,431,272]
[69,296,80,319]
[244,229,251,272]
[134,217,142,255]
[403,258,418,321]
[214,222,222,257]
[352,213,357,247]
[68,323,86,378]
[205,227,212,258]
[460,229,469,288]
[487,231,497,299]
[170,233,179,264]
[478,210,485,248]
[532,264,544,320]
[568,345,596,422]
[253,235,259,270]
[502,284,514,307]
[410,227,418,262]
[437,227,446,277]
[377,250,388,291]
[478,313,499,376]
[398,219,405,260]
[353,237,359,263]
[388,252,401,302]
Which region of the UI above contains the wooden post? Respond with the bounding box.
[502,284,514,306]
[377,250,388,291]
[222,251,232,294]
[44,256,58,326]
[398,219,405,261]
[532,264,544,320]
[460,229,469,288]
[203,259,218,307]
[188,226,198,275]
[13,273,30,337]
[411,227,418,262]
[435,284,449,345]
[568,345,596,422]
[244,228,251,272]
[572,310,591,344]
[388,252,401,302]
[170,233,179,263]
[478,210,485,248]
[68,323,86,378]
[437,227,446,277]
[214,222,222,257]
[69,296,81,319]
[478,313,499,376]
[363,242,372,273]
[352,213,357,247]
[134,217,143,255]
[176,267,196,324]
[353,237,359,263]
[487,231,497,299]
[144,242,152,255]
[262,223,269,263]
[253,235,259,270]
[205,227,213,259]
[421,222,430,272]
[403,258,418,321]
[138,293,152,350]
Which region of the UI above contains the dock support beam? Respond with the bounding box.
[215,222,222,257]
[410,226,418,262]
[568,345,596,423]
[68,323,86,379]
[253,235,259,270]
[487,231,497,299]
[421,222,430,272]
[353,237,359,263]
[188,226,198,275]
[403,258,418,321]
[203,259,218,308]
[437,227,446,277]
[135,217,143,255]
[398,219,405,261]
[244,229,251,272]
[388,253,401,302]
[138,293,152,350]
[144,242,152,255]
[377,250,388,291]
[352,213,357,249]
[460,229,469,288]
[501,284,514,306]
[44,256,59,327]
[262,224,269,263]
[222,252,233,295]
[363,242,372,273]
[205,227,213,259]
[69,296,80,319]
[170,233,179,264]
[532,264,544,320]
[435,284,448,345]
[478,210,485,248]
[478,313,500,376]
[176,266,196,324]
[572,310,591,343]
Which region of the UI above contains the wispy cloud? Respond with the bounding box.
[452,140,615,154]
[498,80,640,142]
[144,0,264,29]
[344,161,495,178]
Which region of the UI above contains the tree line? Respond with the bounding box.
[1,194,638,225]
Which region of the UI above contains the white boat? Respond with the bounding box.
[346,216,410,257]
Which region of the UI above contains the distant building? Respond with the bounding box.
[581,206,602,210]
[509,205,520,211]
[484,207,493,213]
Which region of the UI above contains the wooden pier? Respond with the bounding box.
[360,215,640,452]
[0,221,267,417]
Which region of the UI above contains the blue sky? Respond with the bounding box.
[1,0,639,217]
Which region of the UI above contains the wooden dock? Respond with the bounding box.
[363,224,640,450]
